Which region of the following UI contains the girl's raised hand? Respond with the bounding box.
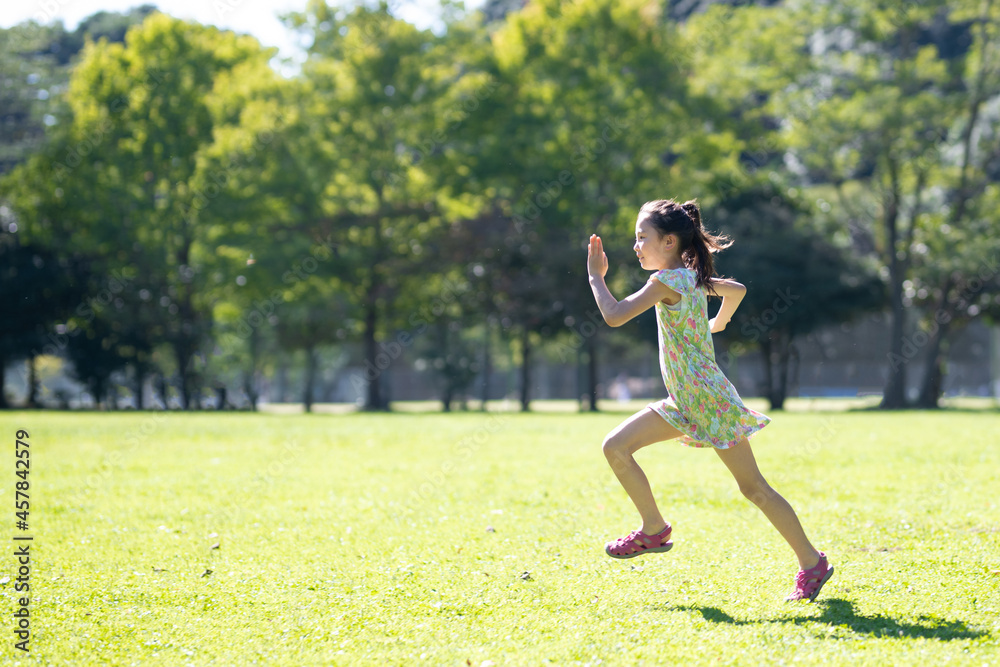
[587,234,608,278]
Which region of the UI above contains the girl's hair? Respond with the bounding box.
[639,198,733,295]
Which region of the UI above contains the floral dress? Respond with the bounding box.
[646,267,770,449]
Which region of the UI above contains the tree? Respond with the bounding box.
[281,1,478,410]
[483,0,695,410]
[181,35,334,411]
[0,23,62,175]
[908,190,1000,406]
[3,14,280,409]
[776,0,1000,408]
[1,7,160,174]
[711,183,885,409]
[1,10,168,409]
[273,290,352,413]
[0,234,83,407]
[906,0,1000,406]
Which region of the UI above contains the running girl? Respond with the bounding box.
[586,198,833,603]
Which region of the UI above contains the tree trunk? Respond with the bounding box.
[771,330,792,411]
[787,340,800,401]
[881,276,909,408]
[520,328,531,412]
[480,316,492,411]
[0,358,7,409]
[760,337,774,407]
[26,356,38,408]
[156,373,169,409]
[243,371,258,411]
[303,345,317,413]
[362,297,388,411]
[586,331,599,412]
[174,341,195,410]
[916,319,953,409]
[90,375,107,410]
[174,238,200,411]
[916,352,945,409]
[440,323,453,412]
[133,365,146,410]
[276,356,288,403]
[880,159,908,409]
[244,327,260,411]
[442,382,453,412]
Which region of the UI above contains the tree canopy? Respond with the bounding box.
[2,0,997,411]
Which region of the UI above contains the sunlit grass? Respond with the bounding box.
[1,406,997,665]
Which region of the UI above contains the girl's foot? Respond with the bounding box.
[605,524,673,559]
[785,552,834,602]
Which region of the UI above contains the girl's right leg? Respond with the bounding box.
[602,407,683,534]
[714,437,821,570]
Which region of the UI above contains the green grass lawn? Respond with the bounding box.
[1,406,998,665]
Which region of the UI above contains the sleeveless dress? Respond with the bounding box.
[646,267,770,449]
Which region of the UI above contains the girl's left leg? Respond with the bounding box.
[602,407,684,535]
[714,436,821,570]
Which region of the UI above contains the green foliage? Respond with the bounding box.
[272,1,490,409]
[711,182,885,408]
[2,13,278,408]
[2,0,996,410]
[713,183,885,334]
[0,238,84,407]
[0,7,155,174]
[0,24,63,175]
[770,0,1000,406]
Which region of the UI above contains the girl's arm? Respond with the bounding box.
[587,235,678,328]
[707,277,747,333]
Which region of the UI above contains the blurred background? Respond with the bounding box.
[1,0,998,413]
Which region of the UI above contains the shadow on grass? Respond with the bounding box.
[669,598,990,641]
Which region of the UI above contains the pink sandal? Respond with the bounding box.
[605,524,673,559]
[785,552,834,602]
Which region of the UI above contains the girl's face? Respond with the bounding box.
[634,214,675,271]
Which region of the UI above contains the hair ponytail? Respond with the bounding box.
[681,200,701,228]
[639,198,733,295]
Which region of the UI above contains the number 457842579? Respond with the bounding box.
[15,430,29,529]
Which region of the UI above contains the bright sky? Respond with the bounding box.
[1,0,485,71]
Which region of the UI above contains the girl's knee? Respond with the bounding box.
[602,432,629,462]
[739,478,774,505]
[601,433,619,457]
